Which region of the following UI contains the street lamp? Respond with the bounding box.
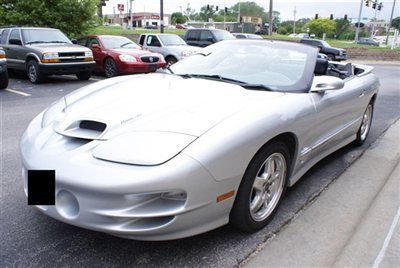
[269,0,273,35]
[160,0,164,33]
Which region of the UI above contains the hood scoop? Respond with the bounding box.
[56,120,107,140]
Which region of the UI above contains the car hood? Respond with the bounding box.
[27,43,91,53]
[56,74,284,138]
[109,48,160,57]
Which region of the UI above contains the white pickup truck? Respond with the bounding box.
[138,33,201,65]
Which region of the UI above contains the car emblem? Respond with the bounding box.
[149,57,154,62]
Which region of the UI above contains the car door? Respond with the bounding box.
[306,77,366,161]
[199,30,215,47]
[6,29,25,70]
[185,30,201,47]
[87,37,105,70]
[145,35,163,54]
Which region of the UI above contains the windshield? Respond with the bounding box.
[170,40,317,93]
[213,30,235,41]
[22,29,71,44]
[100,36,140,49]
[159,35,186,46]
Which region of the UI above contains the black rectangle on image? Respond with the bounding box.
[28,170,55,205]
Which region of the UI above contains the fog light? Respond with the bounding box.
[56,190,79,219]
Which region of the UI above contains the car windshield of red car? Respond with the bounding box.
[100,36,140,49]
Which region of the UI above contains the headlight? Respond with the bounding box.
[42,52,59,63]
[119,54,137,63]
[339,51,343,55]
[92,132,196,165]
[41,98,66,128]
[0,50,5,59]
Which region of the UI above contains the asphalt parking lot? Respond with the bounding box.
[1,64,399,267]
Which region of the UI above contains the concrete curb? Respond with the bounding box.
[245,120,400,267]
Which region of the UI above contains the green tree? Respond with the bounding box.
[305,18,336,38]
[171,12,187,24]
[334,18,350,39]
[231,1,265,18]
[391,17,400,30]
[0,0,99,38]
[197,5,217,21]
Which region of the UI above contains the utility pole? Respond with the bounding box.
[269,0,273,35]
[355,0,364,42]
[129,0,133,29]
[385,0,397,45]
[293,6,297,34]
[160,0,164,33]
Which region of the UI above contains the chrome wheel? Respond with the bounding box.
[360,104,372,141]
[249,153,287,222]
[28,64,37,82]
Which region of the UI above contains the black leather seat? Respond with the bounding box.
[314,58,329,75]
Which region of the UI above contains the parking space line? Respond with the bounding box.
[5,88,31,97]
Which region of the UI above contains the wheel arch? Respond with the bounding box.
[370,93,377,105]
[25,53,40,64]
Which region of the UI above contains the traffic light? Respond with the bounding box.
[378,3,383,10]
[344,14,348,20]
[330,14,333,20]
[225,7,228,13]
[365,0,369,7]
[216,6,219,11]
[207,4,210,10]
[315,14,318,19]
[372,2,377,9]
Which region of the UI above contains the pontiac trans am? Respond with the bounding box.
[20,40,379,240]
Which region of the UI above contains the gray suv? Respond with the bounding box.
[183,28,235,47]
[0,27,95,83]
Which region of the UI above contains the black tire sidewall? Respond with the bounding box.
[76,71,91,80]
[26,60,43,84]
[355,102,374,146]
[230,142,291,232]
[166,56,177,66]
[0,69,8,89]
[104,58,117,78]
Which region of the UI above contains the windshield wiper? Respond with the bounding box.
[50,41,69,43]
[121,42,133,47]
[26,41,48,44]
[178,74,274,91]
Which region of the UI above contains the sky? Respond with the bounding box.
[102,0,399,22]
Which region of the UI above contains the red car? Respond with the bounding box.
[77,35,166,78]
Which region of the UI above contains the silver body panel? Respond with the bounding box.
[20,64,379,240]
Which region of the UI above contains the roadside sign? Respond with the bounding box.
[117,4,124,12]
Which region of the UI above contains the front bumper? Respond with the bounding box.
[39,61,96,75]
[335,54,347,61]
[118,62,166,74]
[20,114,236,240]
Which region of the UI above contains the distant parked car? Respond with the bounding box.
[0,27,95,83]
[183,28,235,47]
[300,39,347,61]
[144,25,158,30]
[78,35,166,78]
[138,33,201,65]
[356,38,379,47]
[0,47,8,89]
[175,24,187,29]
[288,33,297,38]
[233,33,263,39]
[297,33,310,39]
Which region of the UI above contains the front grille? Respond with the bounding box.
[58,52,85,57]
[141,56,159,63]
[59,58,86,63]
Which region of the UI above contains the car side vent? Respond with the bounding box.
[79,120,106,132]
[57,120,108,141]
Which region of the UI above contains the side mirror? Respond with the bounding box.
[71,39,78,44]
[9,39,22,45]
[91,43,100,49]
[310,76,344,93]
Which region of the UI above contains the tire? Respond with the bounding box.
[327,54,335,61]
[0,69,8,89]
[26,60,45,84]
[104,58,118,78]
[165,56,178,66]
[230,142,290,232]
[76,71,91,80]
[354,102,374,146]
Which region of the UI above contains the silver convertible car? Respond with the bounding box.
[20,40,379,240]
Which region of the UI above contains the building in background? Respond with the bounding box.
[106,12,171,28]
